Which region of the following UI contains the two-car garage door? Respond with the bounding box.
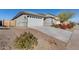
[28,18,43,27]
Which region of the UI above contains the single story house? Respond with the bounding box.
[2,11,60,27]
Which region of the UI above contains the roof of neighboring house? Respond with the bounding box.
[11,11,58,20]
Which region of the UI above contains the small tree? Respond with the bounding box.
[58,12,75,23]
[14,32,38,50]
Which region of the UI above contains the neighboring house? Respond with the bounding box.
[11,11,59,27]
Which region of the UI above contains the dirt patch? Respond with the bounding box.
[0,27,66,50]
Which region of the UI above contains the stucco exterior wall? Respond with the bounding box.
[14,15,28,27]
[44,18,54,26]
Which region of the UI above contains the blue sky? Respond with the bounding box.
[0,9,79,23]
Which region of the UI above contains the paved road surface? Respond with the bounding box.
[66,29,79,49]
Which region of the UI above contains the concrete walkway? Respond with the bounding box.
[30,26,72,43]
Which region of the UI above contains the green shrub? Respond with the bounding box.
[14,32,38,49]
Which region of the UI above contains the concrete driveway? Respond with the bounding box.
[30,26,72,43]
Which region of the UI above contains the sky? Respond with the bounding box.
[0,9,79,23]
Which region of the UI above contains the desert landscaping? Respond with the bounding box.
[0,26,78,50]
[0,27,66,50]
